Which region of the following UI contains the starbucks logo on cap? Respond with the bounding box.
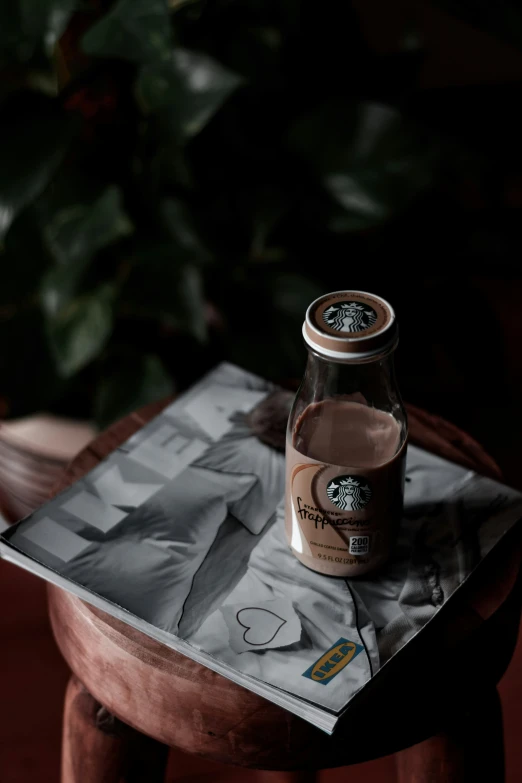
[326,475,372,511]
[323,301,377,333]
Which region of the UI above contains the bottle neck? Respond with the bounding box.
[307,349,400,405]
[289,348,407,447]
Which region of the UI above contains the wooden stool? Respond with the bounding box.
[46,401,522,782]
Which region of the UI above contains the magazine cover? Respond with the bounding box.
[1,363,521,733]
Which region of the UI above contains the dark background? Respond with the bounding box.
[2,6,522,781]
[1,0,522,486]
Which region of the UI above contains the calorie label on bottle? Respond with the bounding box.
[349,535,370,555]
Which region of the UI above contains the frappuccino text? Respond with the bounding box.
[296,496,367,529]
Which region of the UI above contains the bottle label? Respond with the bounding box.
[285,441,406,574]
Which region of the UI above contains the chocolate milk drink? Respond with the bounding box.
[285,291,407,577]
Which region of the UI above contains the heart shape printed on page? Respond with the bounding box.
[236,607,287,646]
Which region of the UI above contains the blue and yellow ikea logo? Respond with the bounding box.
[302,638,363,685]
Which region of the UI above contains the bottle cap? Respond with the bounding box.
[303,290,397,362]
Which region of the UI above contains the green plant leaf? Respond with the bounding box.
[82,0,171,64]
[136,49,243,139]
[40,258,91,316]
[39,186,133,315]
[0,0,77,63]
[151,142,195,189]
[0,64,60,104]
[44,186,133,266]
[47,285,115,377]
[123,248,207,341]
[290,101,441,231]
[93,353,173,428]
[160,199,211,264]
[0,94,73,241]
[432,1,522,52]
[178,263,207,342]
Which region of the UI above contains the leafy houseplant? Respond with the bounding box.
[1,0,521,428]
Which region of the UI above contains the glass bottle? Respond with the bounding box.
[285,291,407,577]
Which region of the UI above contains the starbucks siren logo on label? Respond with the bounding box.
[326,475,372,511]
[322,301,377,333]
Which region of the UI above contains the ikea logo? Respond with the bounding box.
[302,638,363,685]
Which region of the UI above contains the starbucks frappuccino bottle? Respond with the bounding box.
[285,291,407,577]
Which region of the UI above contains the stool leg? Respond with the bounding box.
[62,675,127,783]
[62,675,169,783]
[124,731,169,783]
[396,686,504,783]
